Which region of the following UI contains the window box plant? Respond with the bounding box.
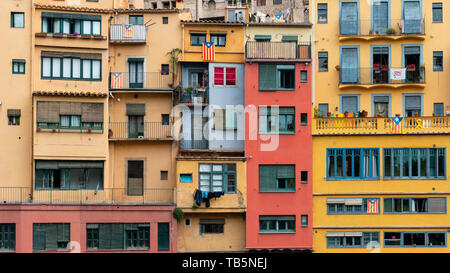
[35,32,47,37]
[335,65,340,71]
[386,28,396,35]
[53,33,64,38]
[81,35,92,39]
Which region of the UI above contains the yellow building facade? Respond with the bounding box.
[313,0,450,252]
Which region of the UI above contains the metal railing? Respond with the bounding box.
[109,122,173,140]
[340,19,425,36]
[246,41,311,60]
[0,187,175,205]
[178,87,209,104]
[339,67,425,85]
[109,72,173,89]
[313,116,450,135]
[110,24,146,43]
[182,140,209,150]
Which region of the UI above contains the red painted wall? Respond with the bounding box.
[245,62,313,250]
[0,205,177,253]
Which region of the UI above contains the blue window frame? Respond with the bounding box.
[433,51,443,71]
[371,0,390,34]
[340,46,360,84]
[259,215,295,233]
[318,3,328,23]
[432,3,443,23]
[327,231,379,248]
[383,148,446,179]
[327,148,380,180]
[318,52,328,71]
[327,198,380,214]
[384,197,446,213]
[402,0,423,34]
[384,231,446,247]
[339,1,359,35]
[434,103,444,116]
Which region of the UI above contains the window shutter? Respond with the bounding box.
[37,101,60,123]
[59,102,82,115]
[277,165,295,178]
[404,46,420,55]
[259,165,277,192]
[82,103,104,122]
[213,109,225,130]
[373,96,389,103]
[128,178,143,196]
[279,107,295,115]
[258,64,276,90]
[344,198,363,205]
[126,103,145,116]
[7,109,21,117]
[110,224,124,250]
[327,198,346,204]
[158,223,170,251]
[405,96,421,109]
[327,231,345,237]
[342,96,358,113]
[99,224,112,250]
[428,197,446,213]
[225,109,237,130]
[33,225,46,251]
[282,35,298,42]
[57,223,70,243]
[45,224,58,250]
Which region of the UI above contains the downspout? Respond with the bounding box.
[30,1,35,193]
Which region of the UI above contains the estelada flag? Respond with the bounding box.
[123,24,133,38]
[391,116,404,134]
[202,42,215,61]
[367,198,379,214]
[273,13,284,23]
[111,72,124,88]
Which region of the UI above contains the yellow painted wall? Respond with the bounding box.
[244,25,312,43]
[182,24,245,63]
[177,213,246,252]
[35,0,115,8]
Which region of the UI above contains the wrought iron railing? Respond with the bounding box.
[339,67,425,85]
[246,41,311,60]
[109,72,173,89]
[108,122,173,140]
[339,19,425,36]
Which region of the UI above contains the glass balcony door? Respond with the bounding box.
[340,2,358,35]
[403,1,421,34]
[341,48,359,83]
[372,1,389,34]
[129,60,144,88]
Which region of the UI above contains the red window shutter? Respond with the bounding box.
[214,67,224,85]
[225,67,236,86]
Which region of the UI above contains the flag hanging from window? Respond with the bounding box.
[273,13,284,23]
[391,116,404,134]
[111,72,124,88]
[367,198,379,214]
[123,24,133,38]
[202,42,215,61]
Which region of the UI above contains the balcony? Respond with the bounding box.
[0,187,175,205]
[109,24,146,43]
[245,41,311,61]
[338,66,425,89]
[313,116,450,136]
[109,72,173,90]
[177,87,209,105]
[339,19,425,41]
[181,140,209,150]
[108,122,173,141]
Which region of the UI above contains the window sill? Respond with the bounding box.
[37,128,103,134]
[259,132,296,135]
[35,33,106,40]
[86,248,150,252]
[40,77,102,82]
[258,231,296,234]
[382,177,446,181]
[326,178,380,181]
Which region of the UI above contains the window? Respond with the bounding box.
[383,148,446,179]
[127,103,145,138]
[191,34,206,46]
[327,148,380,180]
[318,52,328,71]
[7,109,21,126]
[318,104,329,117]
[300,70,307,82]
[327,198,380,214]
[0,224,15,251]
[341,95,359,114]
[259,165,295,192]
[373,95,390,117]
[403,95,422,117]
[434,103,444,116]
[200,219,224,234]
[327,232,379,248]
[161,114,170,125]
[36,101,103,130]
[41,56,101,81]
[127,160,144,196]
[129,15,143,25]
[433,3,443,23]
[301,215,308,227]
[185,219,191,226]
[254,35,270,42]
[210,34,226,47]
[198,164,236,193]
[384,232,446,247]
[318,4,328,23]
[180,173,193,183]
[384,197,446,213]
[86,223,150,250]
[273,0,282,4]
[259,216,295,233]
[158,223,170,251]
[41,13,101,35]
[213,67,236,86]
[160,171,168,180]
[11,12,24,28]
[12,60,25,74]
[301,171,308,184]
[162,17,168,24]
[33,223,70,251]
[35,160,104,190]
[259,106,295,134]
[213,108,237,130]
[161,64,169,75]
[433,51,443,71]
[258,64,295,90]
[300,113,308,125]
[257,0,266,6]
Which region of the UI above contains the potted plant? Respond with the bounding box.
[68,32,79,38]
[386,28,396,35]
[362,110,368,117]
[36,32,47,37]
[108,129,113,138]
[344,111,349,118]
[432,112,436,117]
[327,112,331,118]
[93,35,104,40]
[414,112,419,117]
[36,127,41,132]
[88,128,92,133]
[53,33,64,38]
[81,34,91,39]
[335,65,340,71]
[375,30,379,35]
[420,64,425,71]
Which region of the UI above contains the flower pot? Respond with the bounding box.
[81,35,91,39]
[88,128,92,133]
[36,33,47,37]
[395,114,400,117]
[37,127,41,132]
[327,112,331,117]
[344,112,349,118]
[414,112,419,117]
[53,34,64,38]
[93,36,104,39]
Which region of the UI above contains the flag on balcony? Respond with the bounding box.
[390,68,406,80]
[391,116,404,134]
[202,42,215,61]
[273,13,284,23]
[367,198,379,214]
[111,72,124,88]
[123,24,133,38]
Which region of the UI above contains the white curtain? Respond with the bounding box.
[53,19,60,33]
[92,21,101,35]
[82,60,91,79]
[92,60,101,79]
[60,116,70,127]
[372,152,378,177]
[72,59,81,78]
[74,21,81,34]
[63,58,71,78]
[62,19,70,34]
[42,58,51,77]
[83,21,91,35]
[71,116,81,127]
[52,58,61,77]
[42,18,48,33]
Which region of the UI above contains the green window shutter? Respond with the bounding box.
[81,103,104,122]
[33,224,46,251]
[37,101,60,123]
[254,35,271,40]
[45,224,58,250]
[225,109,237,130]
[126,103,146,116]
[277,165,295,178]
[279,107,295,115]
[259,165,277,192]
[158,223,170,251]
[111,224,124,250]
[99,224,112,250]
[258,64,276,90]
[7,109,21,117]
[282,35,298,42]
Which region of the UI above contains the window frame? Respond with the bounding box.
[383,197,447,214]
[198,163,237,194]
[11,12,24,28]
[433,51,443,71]
[86,223,150,251]
[210,34,227,47]
[33,223,70,251]
[0,224,15,252]
[327,198,380,215]
[318,3,328,23]
[258,106,295,135]
[213,66,237,87]
[41,56,102,81]
[190,33,206,46]
[41,15,101,35]
[318,52,328,71]
[383,231,447,248]
[259,164,296,193]
[432,3,443,23]
[327,232,380,248]
[12,60,25,74]
[326,148,380,180]
[259,215,296,234]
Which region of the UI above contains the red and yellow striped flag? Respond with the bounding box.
[123,24,133,38]
[367,198,379,214]
[202,42,215,61]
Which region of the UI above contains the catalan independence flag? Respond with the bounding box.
[202,42,215,61]
[273,13,284,23]
[391,116,404,134]
[111,72,124,88]
[123,24,133,38]
[367,198,379,214]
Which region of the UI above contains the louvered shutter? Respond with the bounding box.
[258,64,276,90]
[259,165,277,192]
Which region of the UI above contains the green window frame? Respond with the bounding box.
[59,115,81,129]
[199,219,225,235]
[259,215,295,233]
[318,3,328,23]
[86,223,150,251]
[0,224,15,251]
[198,163,236,193]
[33,223,70,251]
[158,223,170,251]
[258,64,295,91]
[41,13,101,35]
[383,148,446,179]
[327,232,379,248]
[327,148,380,180]
[41,56,101,81]
[327,198,380,214]
[259,106,295,134]
[259,164,296,192]
[11,12,24,28]
[129,15,144,25]
[12,60,25,74]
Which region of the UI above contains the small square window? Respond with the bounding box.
[161,114,170,125]
[273,0,282,4]
[162,17,168,24]
[300,113,308,125]
[161,64,170,75]
[301,215,308,227]
[12,60,25,74]
[318,104,329,117]
[8,116,20,126]
[180,173,192,183]
[7,109,21,126]
[160,171,168,180]
[318,4,327,23]
[191,34,206,46]
[300,171,308,184]
[300,70,307,82]
[433,51,443,71]
[318,52,328,71]
[11,12,24,28]
[185,219,191,226]
[433,3,443,23]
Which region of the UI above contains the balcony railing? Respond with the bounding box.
[109,72,173,90]
[339,66,425,85]
[313,116,450,135]
[0,187,175,205]
[340,19,425,36]
[246,41,311,60]
[178,87,209,104]
[110,24,146,43]
[108,122,173,140]
[182,140,209,150]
